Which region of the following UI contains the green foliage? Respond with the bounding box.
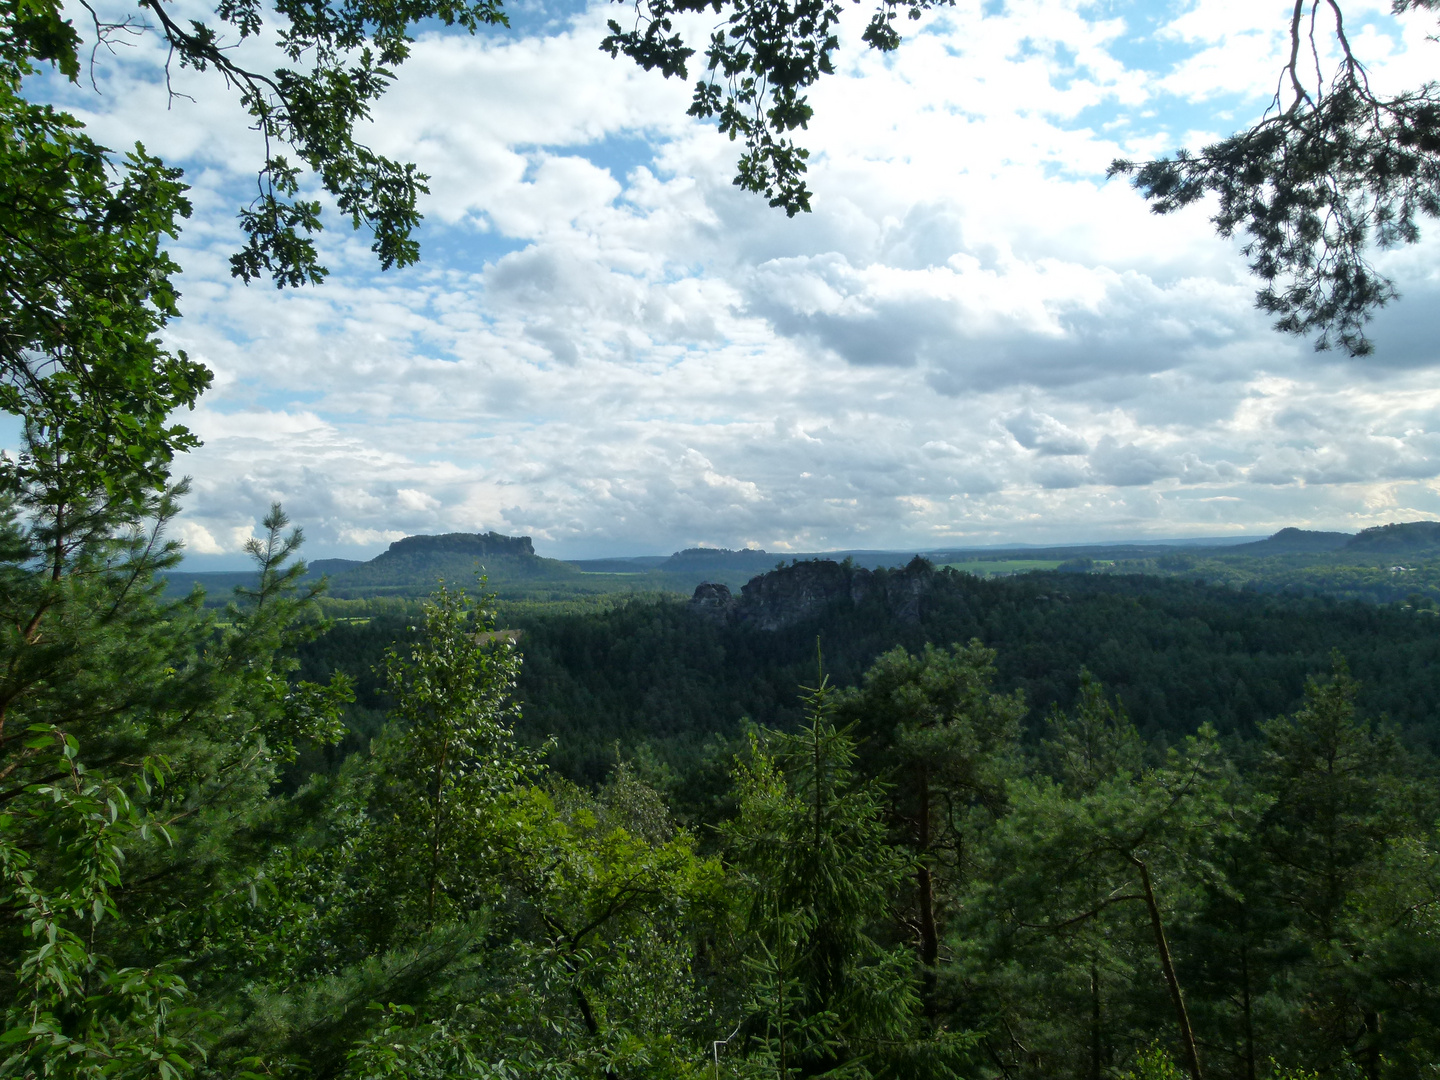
[177,580,732,1080]
[0,77,205,510]
[1111,3,1440,356]
[0,9,367,1069]
[834,641,1023,1018]
[1118,1044,1186,1080]
[979,695,1241,1077]
[13,500,1440,1080]
[0,494,352,1080]
[603,0,952,216]
[722,676,926,1078]
[1248,661,1438,1075]
[1097,548,1440,607]
[0,731,198,1080]
[5,16,1440,1054]
[368,584,532,926]
[4,0,506,287]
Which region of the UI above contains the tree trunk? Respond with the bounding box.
[574,985,600,1037]
[1132,856,1203,1080]
[1090,958,1103,1080]
[1361,1010,1381,1080]
[916,762,939,1017]
[1241,943,1255,1080]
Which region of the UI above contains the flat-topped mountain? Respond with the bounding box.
[320,531,578,595]
[336,532,538,579]
[386,532,535,559]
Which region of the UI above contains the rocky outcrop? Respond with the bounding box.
[383,532,536,559]
[690,581,738,619]
[689,556,935,630]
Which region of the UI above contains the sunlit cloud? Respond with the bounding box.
[34,0,1440,560]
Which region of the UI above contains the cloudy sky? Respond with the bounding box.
[37,0,1440,562]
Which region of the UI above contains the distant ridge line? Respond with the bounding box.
[383,531,536,558]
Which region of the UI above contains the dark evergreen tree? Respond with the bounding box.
[721,674,939,1078]
[834,641,1023,1019]
[1255,661,1437,1076]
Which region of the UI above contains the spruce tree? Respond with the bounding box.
[834,641,1023,1019]
[722,673,923,1078]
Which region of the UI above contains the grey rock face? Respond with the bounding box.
[688,556,934,630]
[384,532,536,558]
[689,581,737,620]
[737,560,853,630]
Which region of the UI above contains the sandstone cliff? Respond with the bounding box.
[688,556,935,630]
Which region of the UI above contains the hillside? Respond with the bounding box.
[1055,520,1440,604]
[294,556,1440,784]
[320,536,812,598]
[323,532,575,595]
[167,531,668,603]
[168,534,927,604]
[1233,527,1353,554]
[1345,520,1440,552]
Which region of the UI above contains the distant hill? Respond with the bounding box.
[1344,521,1440,553]
[308,558,364,578]
[566,556,669,574]
[166,521,1440,609]
[162,570,259,599]
[322,532,585,597]
[1234,527,1353,555]
[165,532,611,604]
[656,547,777,576]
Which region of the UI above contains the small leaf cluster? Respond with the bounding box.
[602,0,950,215]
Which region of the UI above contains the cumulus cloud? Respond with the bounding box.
[1004,409,1090,456]
[30,0,1440,559]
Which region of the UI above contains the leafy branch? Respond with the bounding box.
[1111,0,1440,356]
[602,0,951,215]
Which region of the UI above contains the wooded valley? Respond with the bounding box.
[12,540,1426,1080]
[7,0,1440,1072]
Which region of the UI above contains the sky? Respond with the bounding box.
[33,0,1440,563]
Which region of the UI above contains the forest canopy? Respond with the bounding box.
[4,0,1440,1076]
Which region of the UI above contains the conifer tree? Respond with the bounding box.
[0,499,351,1079]
[979,679,1244,1080]
[722,673,923,1078]
[835,641,1023,1019]
[1255,660,1436,1076]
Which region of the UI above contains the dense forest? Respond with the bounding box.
[293,562,1440,783]
[17,539,1440,1080]
[8,0,1440,1073]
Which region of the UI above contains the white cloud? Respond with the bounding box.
[1004,409,1091,456]
[29,0,1440,559]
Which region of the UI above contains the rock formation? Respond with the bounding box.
[689,556,935,630]
[383,532,536,559]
